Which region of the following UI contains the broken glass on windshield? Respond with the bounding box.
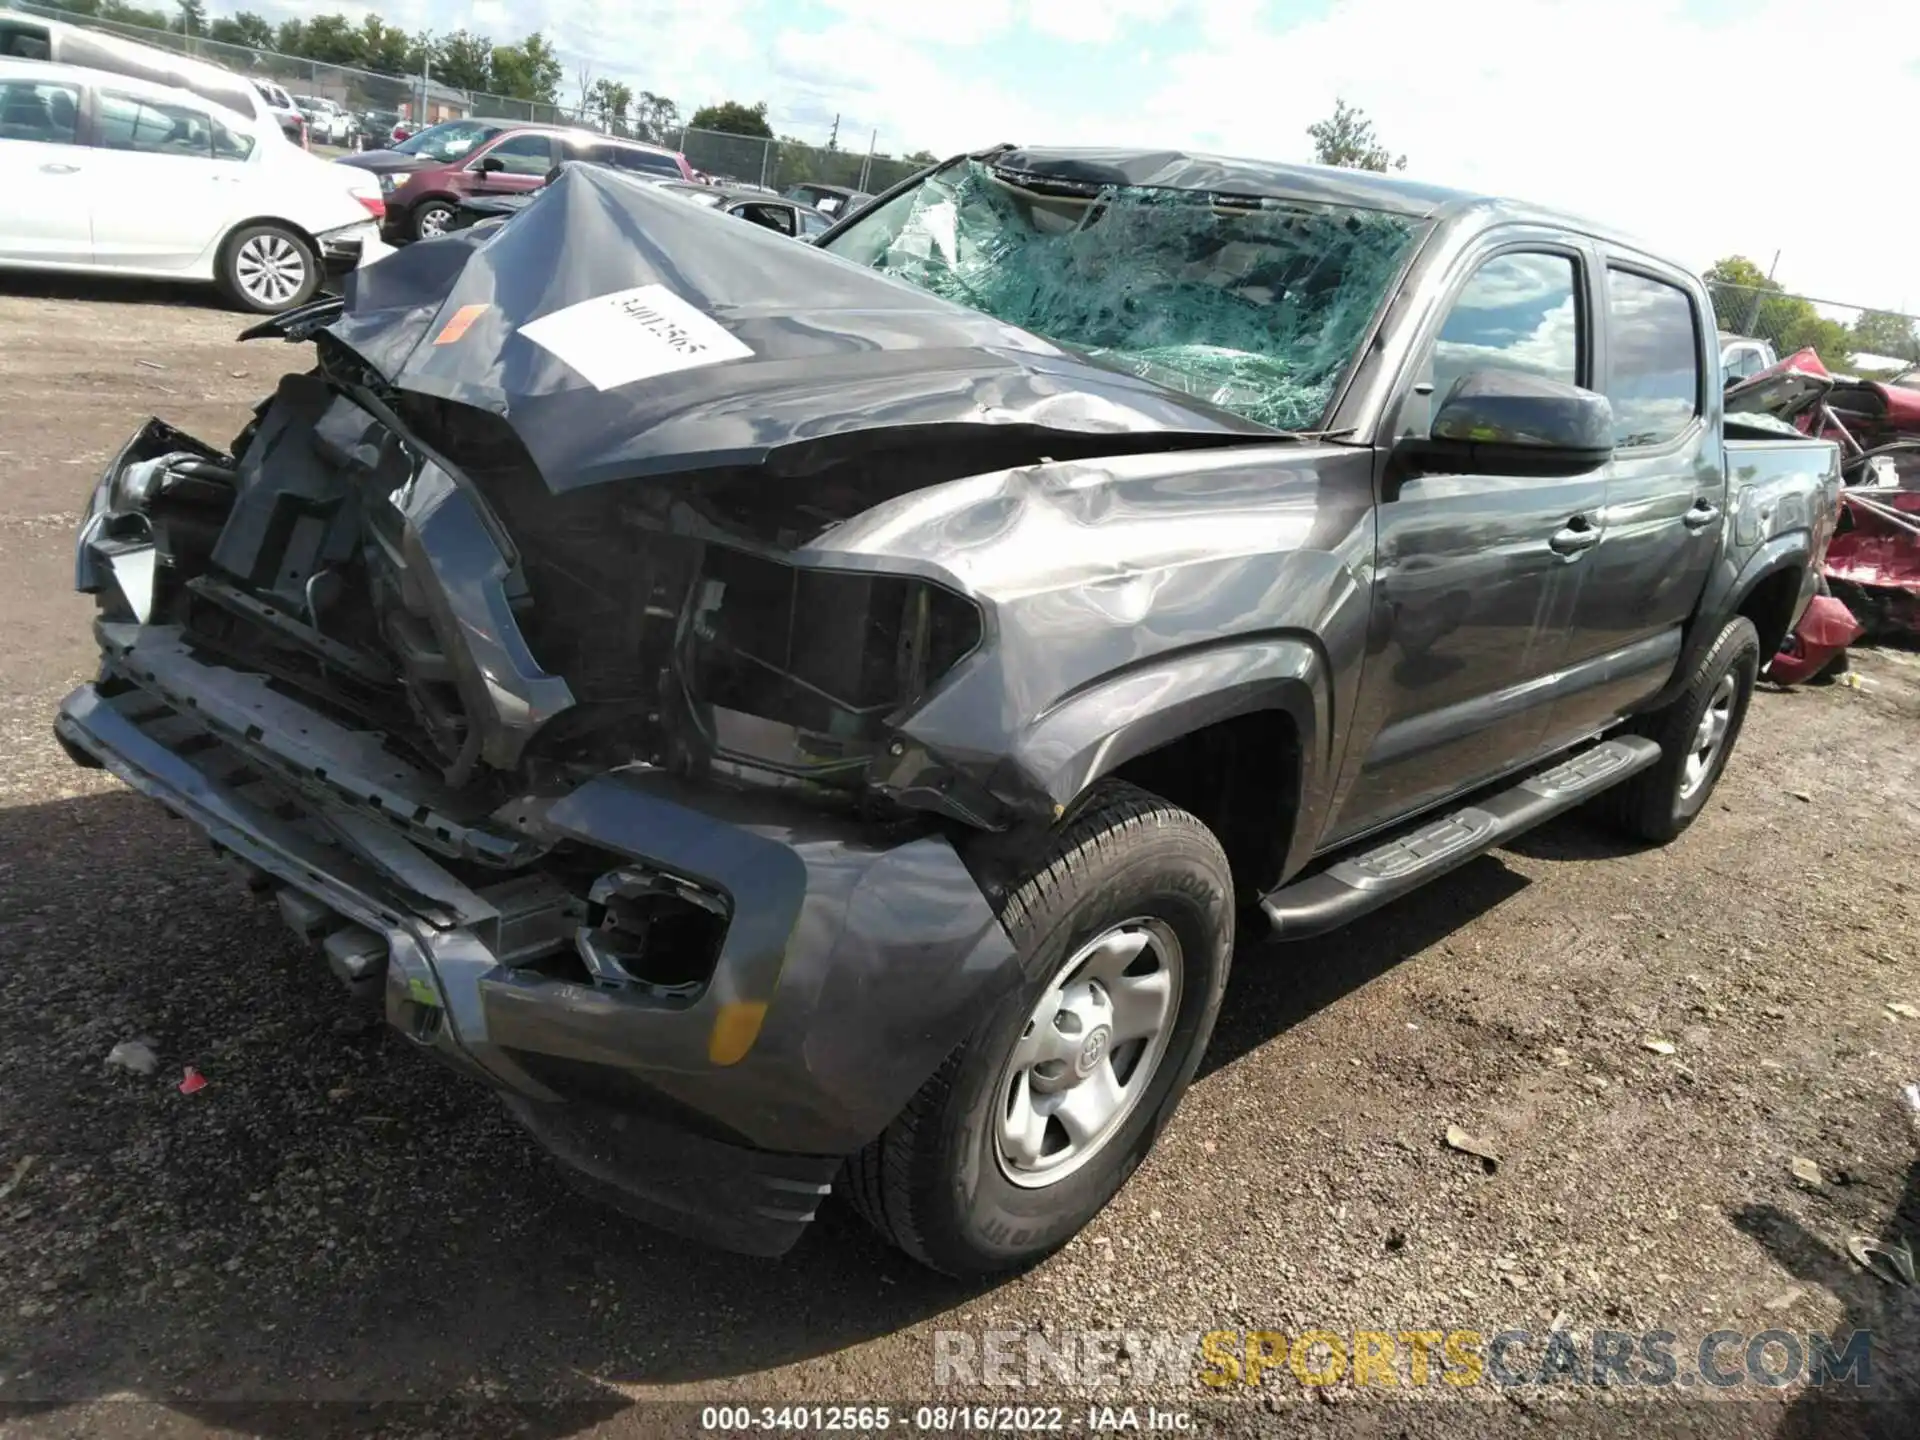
[828,159,1420,431]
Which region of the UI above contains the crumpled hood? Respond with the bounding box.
[327,164,1270,493]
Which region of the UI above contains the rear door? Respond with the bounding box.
[0,74,91,262]
[1329,236,1608,841]
[1546,260,1719,744]
[84,88,234,269]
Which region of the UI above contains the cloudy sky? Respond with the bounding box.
[263,0,1918,313]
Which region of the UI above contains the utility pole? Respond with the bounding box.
[858,128,875,191]
[827,112,840,151]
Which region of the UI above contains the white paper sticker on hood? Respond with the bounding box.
[517,283,752,390]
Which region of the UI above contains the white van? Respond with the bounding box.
[0,8,286,139]
[0,56,392,311]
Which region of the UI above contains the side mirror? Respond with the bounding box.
[477,155,504,174]
[1409,369,1614,475]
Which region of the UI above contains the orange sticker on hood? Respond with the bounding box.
[432,303,489,346]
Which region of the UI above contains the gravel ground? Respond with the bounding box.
[1,281,1917,1440]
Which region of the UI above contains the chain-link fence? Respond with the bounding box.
[1706,280,1920,378]
[13,1,578,139]
[17,1,933,193]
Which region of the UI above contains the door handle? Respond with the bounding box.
[1682,500,1721,531]
[39,162,81,174]
[1548,517,1600,557]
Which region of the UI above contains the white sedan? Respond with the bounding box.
[0,57,392,311]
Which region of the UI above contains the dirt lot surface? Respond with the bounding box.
[1,280,1917,1440]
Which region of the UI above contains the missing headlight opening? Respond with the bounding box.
[683,546,982,786]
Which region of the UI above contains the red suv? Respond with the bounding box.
[336,119,695,241]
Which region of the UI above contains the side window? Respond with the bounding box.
[733,202,796,237]
[611,147,682,177]
[0,79,79,144]
[799,209,831,237]
[96,91,214,158]
[1404,251,1582,437]
[479,133,554,175]
[211,117,254,162]
[0,22,53,60]
[1605,268,1701,447]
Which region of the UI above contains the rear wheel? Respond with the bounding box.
[1598,616,1760,843]
[217,224,318,314]
[841,781,1234,1276]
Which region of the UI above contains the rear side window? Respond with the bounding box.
[1403,251,1582,437]
[97,91,215,158]
[0,22,52,59]
[799,209,831,236]
[0,78,79,143]
[609,145,682,177]
[732,202,796,236]
[1606,268,1701,446]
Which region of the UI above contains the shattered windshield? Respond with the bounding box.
[822,158,1420,431]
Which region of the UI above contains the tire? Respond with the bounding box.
[216,223,319,314]
[1598,616,1760,843]
[411,200,457,242]
[841,781,1234,1276]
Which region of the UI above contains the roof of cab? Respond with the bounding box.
[984,145,1676,263]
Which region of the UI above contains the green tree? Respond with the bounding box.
[172,0,203,34]
[355,16,415,76]
[688,99,771,138]
[98,1,172,29]
[589,78,633,135]
[296,12,362,66]
[206,10,272,49]
[1306,98,1405,172]
[273,17,306,54]
[1850,309,1920,364]
[433,29,494,91]
[490,32,562,104]
[904,149,937,164]
[635,90,680,143]
[1704,256,1854,368]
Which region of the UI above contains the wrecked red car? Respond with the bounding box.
[1730,348,1920,654]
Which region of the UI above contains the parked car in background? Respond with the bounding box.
[0,57,389,310]
[656,180,835,237]
[1719,331,1777,385]
[353,108,401,150]
[450,169,832,238]
[249,77,305,149]
[338,119,695,240]
[295,94,353,147]
[784,181,873,217]
[0,8,287,141]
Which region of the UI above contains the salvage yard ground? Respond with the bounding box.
[1,278,1917,1439]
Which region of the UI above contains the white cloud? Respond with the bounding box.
[1134,0,1920,311]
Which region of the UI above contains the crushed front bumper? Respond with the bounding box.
[56,631,1020,1256]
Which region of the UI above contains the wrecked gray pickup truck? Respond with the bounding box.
[56,149,1840,1275]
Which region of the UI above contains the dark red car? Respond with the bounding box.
[336,118,695,242]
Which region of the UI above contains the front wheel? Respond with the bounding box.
[841,781,1234,1276]
[411,200,456,241]
[1599,615,1760,843]
[217,223,318,314]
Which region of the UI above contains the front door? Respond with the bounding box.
[0,76,90,262]
[1328,242,1608,843]
[1544,260,1720,745]
[461,131,555,198]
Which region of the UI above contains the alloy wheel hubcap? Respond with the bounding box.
[235,234,305,307]
[1681,672,1738,799]
[418,207,450,237]
[994,917,1184,1189]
